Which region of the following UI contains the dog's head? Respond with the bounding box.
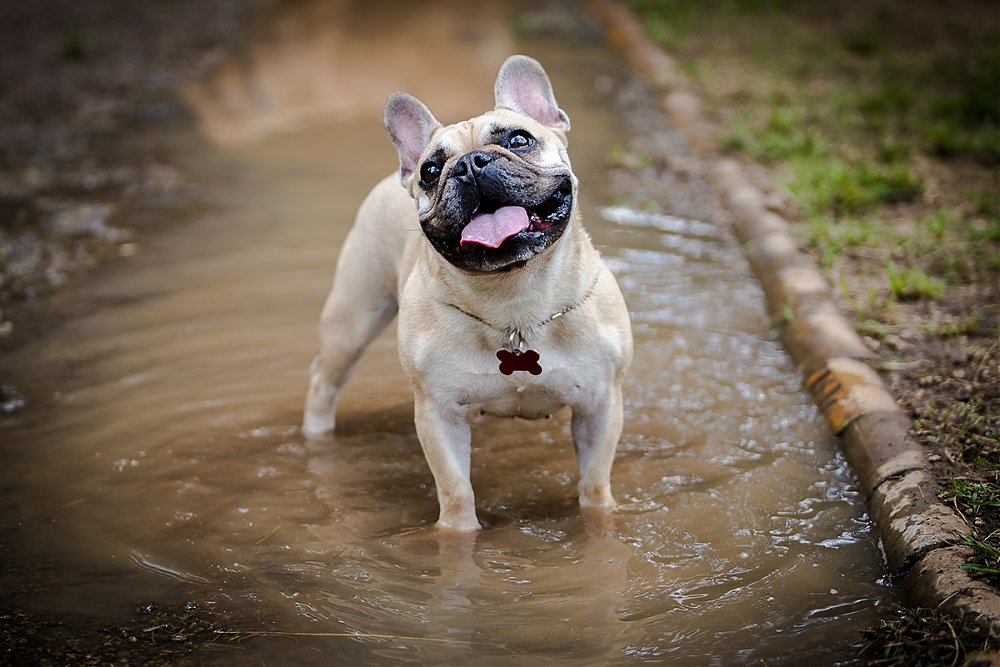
[384,55,575,274]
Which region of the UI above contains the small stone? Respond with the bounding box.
[1,385,26,413]
[762,191,789,213]
[917,374,943,387]
[885,334,913,351]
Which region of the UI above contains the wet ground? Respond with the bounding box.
[0,0,252,338]
[1,1,894,664]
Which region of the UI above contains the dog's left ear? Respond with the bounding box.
[494,55,571,133]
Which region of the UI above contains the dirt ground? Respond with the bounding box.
[0,0,254,346]
[0,0,996,664]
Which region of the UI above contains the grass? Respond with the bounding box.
[798,216,881,268]
[939,478,1000,518]
[918,316,981,339]
[885,262,946,300]
[960,534,1000,584]
[856,318,889,340]
[789,159,923,218]
[631,0,999,319]
[860,605,998,666]
[922,211,949,243]
[918,399,998,469]
[722,109,826,163]
[917,399,997,470]
[721,105,925,219]
[60,26,90,61]
[969,217,1000,244]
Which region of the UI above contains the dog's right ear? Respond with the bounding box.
[384,92,441,183]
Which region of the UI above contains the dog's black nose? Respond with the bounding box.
[452,151,494,184]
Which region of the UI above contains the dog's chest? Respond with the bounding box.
[451,346,601,419]
[470,374,574,419]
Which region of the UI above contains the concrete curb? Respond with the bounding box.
[586,0,1000,628]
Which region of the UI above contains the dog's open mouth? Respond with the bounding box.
[459,178,572,250]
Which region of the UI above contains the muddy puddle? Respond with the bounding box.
[0,1,893,664]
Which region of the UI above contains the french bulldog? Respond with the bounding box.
[303,55,632,531]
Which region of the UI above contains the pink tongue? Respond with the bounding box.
[460,206,530,248]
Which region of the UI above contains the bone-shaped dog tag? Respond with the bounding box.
[496,348,542,375]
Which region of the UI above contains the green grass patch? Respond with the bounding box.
[789,158,922,217]
[939,478,1000,517]
[631,0,997,319]
[921,118,1000,163]
[857,81,916,117]
[856,318,889,340]
[961,535,1000,584]
[722,109,827,163]
[918,316,981,338]
[797,216,881,267]
[918,399,998,470]
[920,43,1000,164]
[60,26,91,61]
[920,210,949,243]
[895,210,1000,280]
[968,216,1000,244]
[861,605,999,665]
[885,262,945,300]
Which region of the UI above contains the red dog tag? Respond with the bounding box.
[496,348,542,375]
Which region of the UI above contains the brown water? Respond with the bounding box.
[0,1,892,664]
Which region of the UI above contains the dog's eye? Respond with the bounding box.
[506,130,535,150]
[419,161,442,187]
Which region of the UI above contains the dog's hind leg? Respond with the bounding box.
[303,236,398,438]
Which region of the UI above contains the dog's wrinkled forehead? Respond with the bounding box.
[429,110,569,172]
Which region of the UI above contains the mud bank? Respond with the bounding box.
[0,0,255,344]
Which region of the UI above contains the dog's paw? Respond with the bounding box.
[303,371,338,438]
[435,516,482,532]
[301,413,335,439]
[578,483,615,509]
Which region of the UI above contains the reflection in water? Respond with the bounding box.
[0,0,892,664]
[183,0,513,145]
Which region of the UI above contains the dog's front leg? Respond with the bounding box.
[413,393,480,531]
[571,385,624,509]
